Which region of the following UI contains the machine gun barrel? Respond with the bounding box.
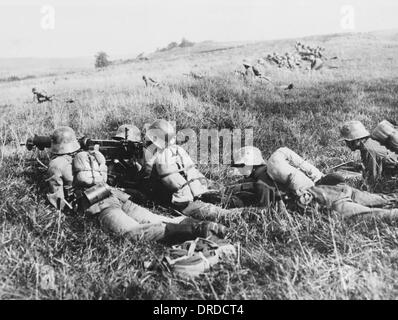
[20,135,51,151]
[79,138,144,159]
[22,134,144,160]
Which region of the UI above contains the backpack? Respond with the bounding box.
[372,120,398,153]
[72,150,108,187]
[161,238,237,277]
[151,146,208,203]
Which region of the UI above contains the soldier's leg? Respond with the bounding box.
[121,199,185,224]
[199,189,246,209]
[332,200,398,222]
[351,187,398,208]
[98,206,166,242]
[181,200,240,222]
[110,187,176,224]
[98,206,226,243]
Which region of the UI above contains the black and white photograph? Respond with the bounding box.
[1,0,398,304]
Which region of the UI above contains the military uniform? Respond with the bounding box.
[32,88,53,103]
[143,120,235,222]
[231,146,398,221]
[359,138,398,183]
[305,183,398,220]
[45,127,226,245]
[340,121,398,184]
[227,165,286,207]
[266,147,398,220]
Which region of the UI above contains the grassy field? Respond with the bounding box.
[1,30,398,300]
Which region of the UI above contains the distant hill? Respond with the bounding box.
[1,29,397,80]
[0,56,93,79]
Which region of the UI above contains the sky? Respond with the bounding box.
[1,0,398,58]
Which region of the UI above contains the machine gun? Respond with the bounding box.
[21,134,144,160]
[326,161,364,182]
[21,129,145,189]
[327,161,364,173]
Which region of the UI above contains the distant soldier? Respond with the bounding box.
[242,60,255,78]
[183,71,205,80]
[310,55,324,70]
[142,75,160,87]
[229,146,398,221]
[45,126,226,245]
[252,65,271,82]
[32,87,53,103]
[243,60,271,82]
[271,53,280,65]
[340,121,398,185]
[285,53,294,69]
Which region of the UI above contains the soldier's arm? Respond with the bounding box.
[142,147,156,179]
[361,150,380,185]
[45,164,66,210]
[253,180,272,207]
[278,147,324,182]
[225,180,255,194]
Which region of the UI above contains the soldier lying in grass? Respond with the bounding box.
[141,119,242,222]
[228,146,398,221]
[32,87,53,103]
[44,126,227,245]
[340,120,398,185]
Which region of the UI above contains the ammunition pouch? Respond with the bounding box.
[76,183,112,212]
[83,183,111,206]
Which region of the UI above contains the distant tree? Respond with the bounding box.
[95,51,111,68]
[179,38,195,48]
[166,41,178,50]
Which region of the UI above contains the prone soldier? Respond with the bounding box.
[228,146,398,221]
[142,75,160,87]
[142,119,241,222]
[340,121,398,185]
[32,87,54,103]
[43,126,227,245]
[242,60,271,82]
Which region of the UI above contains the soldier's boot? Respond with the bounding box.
[161,221,227,246]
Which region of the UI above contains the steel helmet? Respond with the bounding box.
[50,126,81,155]
[242,59,252,68]
[145,119,176,149]
[339,121,370,141]
[232,146,266,167]
[113,124,141,142]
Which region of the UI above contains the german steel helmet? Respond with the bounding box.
[232,146,266,167]
[50,126,81,155]
[145,119,176,149]
[113,124,141,142]
[339,121,370,141]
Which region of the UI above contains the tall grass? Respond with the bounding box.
[1,32,398,299]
